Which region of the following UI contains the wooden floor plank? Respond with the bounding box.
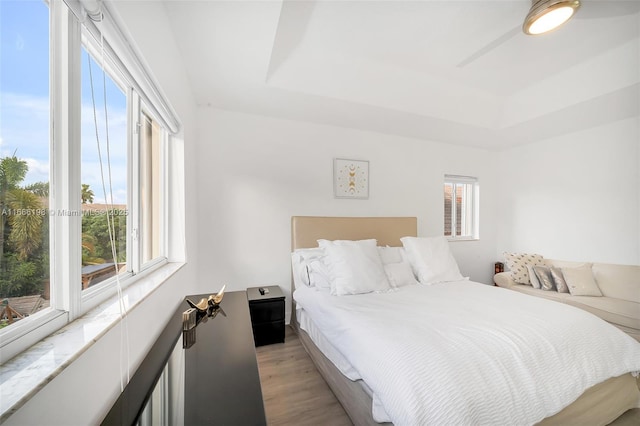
[256,326,352,426]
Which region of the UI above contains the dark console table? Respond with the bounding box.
[102,291,266,425]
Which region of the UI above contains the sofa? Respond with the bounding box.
[494,259,640,342]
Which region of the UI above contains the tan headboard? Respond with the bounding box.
[291,216,417,250]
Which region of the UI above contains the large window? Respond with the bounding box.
[0,0,176,359]
[444,175,479,240]
[0,0,51,328]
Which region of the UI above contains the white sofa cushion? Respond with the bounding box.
[592,263,640,304]
[565,296,640,331]
[501,283,640,333]
[504,284,573,303]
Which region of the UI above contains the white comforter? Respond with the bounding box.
[294,281,640,425]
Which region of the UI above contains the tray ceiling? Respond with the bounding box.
[162,0,639,149]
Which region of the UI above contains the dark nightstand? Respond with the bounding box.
[247,286,285,346]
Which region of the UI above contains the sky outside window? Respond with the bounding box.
[1,1,128,203]
[0,0,50,185]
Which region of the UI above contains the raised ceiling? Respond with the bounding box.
[162,0,639,149]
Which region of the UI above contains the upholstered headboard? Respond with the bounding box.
[291,216,417,250]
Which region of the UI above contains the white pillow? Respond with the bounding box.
[318,239,391,296]
[400,236,464,284]
[291,248,331,290]
[562,263,602,297]
[377,246,404,264]
[291,248,320,286]
[384,262,418,288]
[307,258,332,290]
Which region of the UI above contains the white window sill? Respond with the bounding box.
[447,237,480,242]
[0,262,184,423]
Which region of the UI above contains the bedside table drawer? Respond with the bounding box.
[249,300,285,323]
[252,321,285,346]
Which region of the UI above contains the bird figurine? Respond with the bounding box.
[186,297,209,312]
[208,284,226,307]
[186,285,226,312]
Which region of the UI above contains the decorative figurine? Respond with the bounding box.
[208,284,226,307]
[186,285,226,313]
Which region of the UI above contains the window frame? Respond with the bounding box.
[79,33,134,308]
[0,0,175,361]
[137,103,169,271]
[444,174,479,241]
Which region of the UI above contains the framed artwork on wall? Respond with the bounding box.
[333,158,369,199]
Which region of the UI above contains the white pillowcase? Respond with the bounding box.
[307,258,332,290]
[400,236,464,284]
[384,262,418,288]
[376,246,418,287]
[377,246,404,264]
[318,239,391,296]
[562,263,602,297]
[291,248,331,290]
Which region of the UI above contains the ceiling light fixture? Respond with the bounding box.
[523,0,581,35]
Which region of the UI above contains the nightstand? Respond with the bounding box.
[247,286,285,346]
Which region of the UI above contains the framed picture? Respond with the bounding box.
[333,158,369,199]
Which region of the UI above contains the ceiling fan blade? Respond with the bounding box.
[575,1,640,19]
[457,26,520,68]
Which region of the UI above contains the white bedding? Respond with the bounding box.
[294,281,640,426]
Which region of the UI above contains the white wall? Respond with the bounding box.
[195,109,499,321]
[5,2,200,424]
[497,117,640,265]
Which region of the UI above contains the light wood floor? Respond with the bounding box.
[255,326,352,425]
[256,326,640,426]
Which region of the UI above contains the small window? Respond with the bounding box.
[444,175,478,240]
[139,109,165,265]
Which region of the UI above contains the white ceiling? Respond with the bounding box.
[162,0,640,149]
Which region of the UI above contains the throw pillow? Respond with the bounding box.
[533,266,556,291]
[562,263,602,297]
[503,252,544,285]
[550,267,569,293]
[527,265,541,289]
[401,236,464,284]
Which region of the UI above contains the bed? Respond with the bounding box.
[290,216,640,426]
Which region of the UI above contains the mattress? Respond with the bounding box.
[297,306,391,422]
[294,281,640,425]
